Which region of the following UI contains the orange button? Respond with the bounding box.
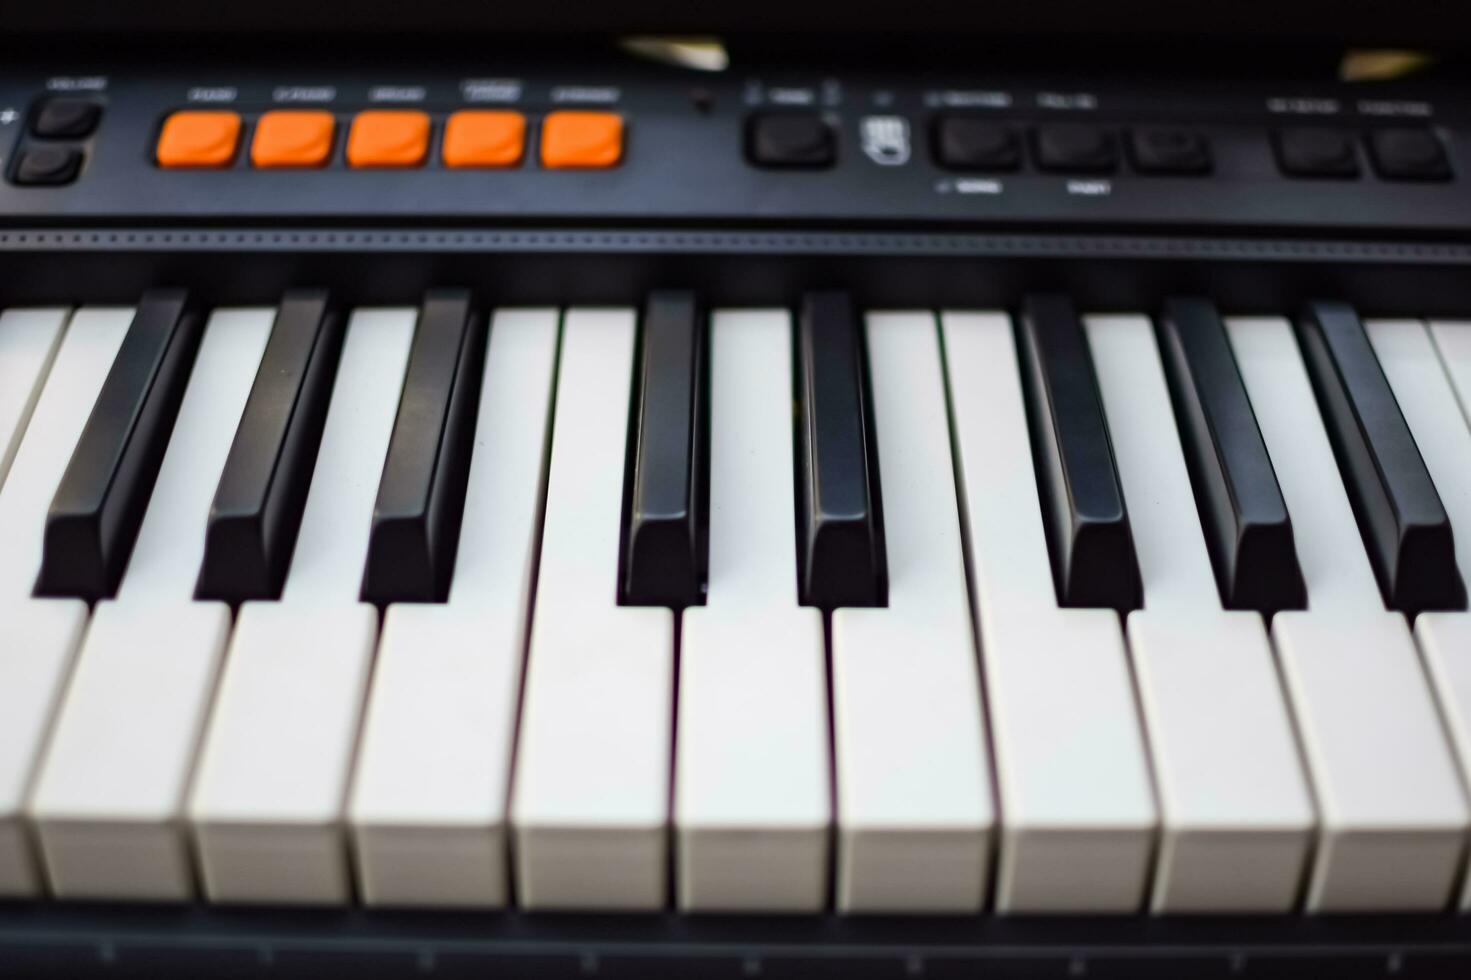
[442,110,525,168]
[251,110,336,168]
[540,111,623,169]
[156,110,241,168]
[347,110,431,168]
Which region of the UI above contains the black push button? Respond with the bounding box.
[1157,298,1306,613]
[362,291,485,605]
[747,113,835,168]
[31,99,101,139]
[198,291,342,603]
[1275,127,1359,178]
[933,117,1020,171]
[11,146,82,186]
[1296,301,1464,613]
[1031,124,1116,173]
[1367,127,1451,181]
[1128,127,1212,175]
[621,291,708,607]
[37,291,202,600]
[1017,295,1141,612]
[796,292,886,608]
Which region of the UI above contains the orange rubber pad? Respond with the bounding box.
[156,111,241,168]
[251,110,337,168]
[442,110,525,168]
[347,110,431,168]
[540,111,623,169]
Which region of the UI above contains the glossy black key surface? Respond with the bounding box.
[1157,298,1306,613]
[361,291,484,604]
[197,290,342,602]
[1017,294,1142,612]
[795,291,885,608]
[36,290,202,600]
[1296,301,1465,613]
[621,290,708,607]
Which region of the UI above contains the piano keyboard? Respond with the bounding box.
[2,291,1470,917]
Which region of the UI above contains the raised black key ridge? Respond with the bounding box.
[1296,301,1465,613]
[620,290,708,607]
[1017,294,1142,612]
[197,290,342,602]
[1158,297,1306,613]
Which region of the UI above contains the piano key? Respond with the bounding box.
[830,311,993,912]
[1087,313,1313,914]
[942,310,1156,914]
[622,290,707,607]
[0,308,68,490]
[1016,294,1142,612]
[36,291,202,601]
[1227,314,1468,912]
[197,291,341,602]
[1369,318,1471,911]
[1156,297,1306,613]
[348,308,558,907]
[1296,301,1463,613]
[361,292,483,605]
[30,309,273,901]
[675,310,828,911]
[511,308,674,910]
[795,292,885,608]
[189,308,416,905]
[0,308,131,896]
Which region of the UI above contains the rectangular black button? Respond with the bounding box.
[1157,298,1305,612]
[361,291,485,605]
[1296,301,1464,613]
[37,290,202,600]
[796,292,885,608]
[1017,295,1141,611]
[620,291,708,607]
[747,113,835,168]
[197,291,342,602]
[1031,124,1116,174]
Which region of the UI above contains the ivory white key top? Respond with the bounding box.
[29,309,274,901]
[0,308,130,897]
[348,309,558,907]
[826,312,992,912]
[1373,319,1471,910]
[0,308,68,490]
[1228,315,1468,912]
[676,310,828,912]
[190,308,415,905]
[941,311,1156,914]
[512,308,674,910]
[1087,314,1313,914]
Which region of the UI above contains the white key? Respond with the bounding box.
[1227,315,1468,912]
[1372,318,1471,910]
[511,308,673,910]
[0,309,68,491]
[941,311,1156,913]
[1086,314,1313,913]
[189,308,415,905]
[676,310,828,912]
[349,309,558,907]
[30,309,274,901]
[827,312,993,912]
[0,308,131,896]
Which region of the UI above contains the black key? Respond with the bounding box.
[795,292,885,608]
[933,117,1021,171]
[11,146,83,186]
[747,113,836,168]
[36,290,202,600]
[361,291,485,605]
[1016,295,1142,612]
[31,98,101,139]
[1274,127,1360,178]
[1031,124,1117,173]
[621,291,708,607]
[1296,301,1465,613]
[1157,298,1306,613]
[197,291,342,602]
